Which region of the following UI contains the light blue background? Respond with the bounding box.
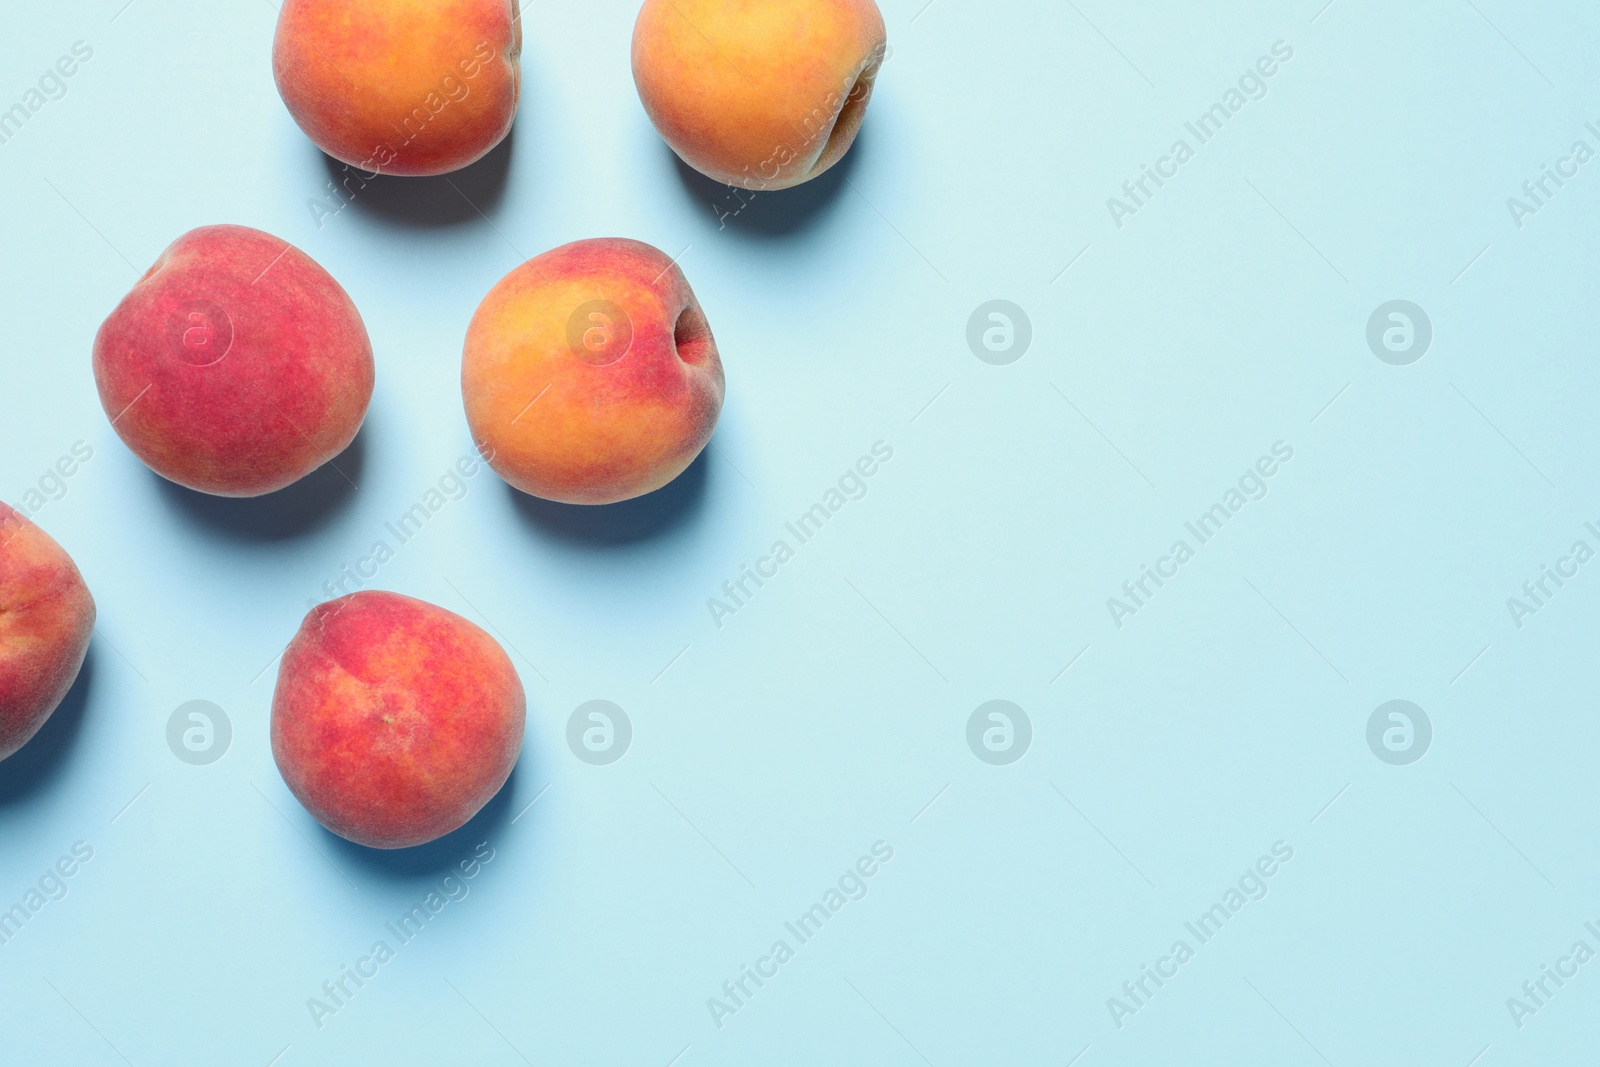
[2,0,1598,1063]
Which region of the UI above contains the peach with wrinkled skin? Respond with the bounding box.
[632,0,886,191]
[0,505,94,762]
[271,591,525,850]
[461,238,725,505]
[273,0,522,177]
[93,225,374,498]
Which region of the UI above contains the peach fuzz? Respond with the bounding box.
[461,238,725,505]
[273,0,522,177]
[0,505,94,763]
[93,225,374,498]
[632,0,886,190]
[271,591,525,850]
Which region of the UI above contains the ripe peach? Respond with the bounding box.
[273,0,522,177]
[0,505,94,762]
[632,0,886,190]
[461,238,725,505]
[93,225,374,498]
[271,591,525,849]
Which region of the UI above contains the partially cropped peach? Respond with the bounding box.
[461,238,725,505]
[632,0,886,190]
[0,506,94,762]
[271,591,525,849]
[93,225,373,498]
[273,0,522,177]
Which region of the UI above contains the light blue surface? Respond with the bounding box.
[2,0,1599,1063]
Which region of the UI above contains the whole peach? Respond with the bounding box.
[93,225,374,498]
[0,505,94,762]
[461,238,725,505]
[273,0,522,177]
[271,591,525,849]
[632,0,886,190]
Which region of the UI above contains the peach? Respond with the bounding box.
[271,591,525,849]
[0,505,94,762]
[461,238,725,505]
[273,0,522,177]
[632,0,886,191]
[93,225,374,498]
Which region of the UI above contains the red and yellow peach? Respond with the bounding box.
[632,0,886,190]
[461,238,725,505]
[273,0,522,177]
[0,506,94,762]
[271,591,525,849]
[92,225,374,498]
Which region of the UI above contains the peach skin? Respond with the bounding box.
[271,591,525,849]
[273,0,522,177]
[632,0,886,190]
[461,238,725,505]
[0,505,94,763]
[93,225,373,498]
